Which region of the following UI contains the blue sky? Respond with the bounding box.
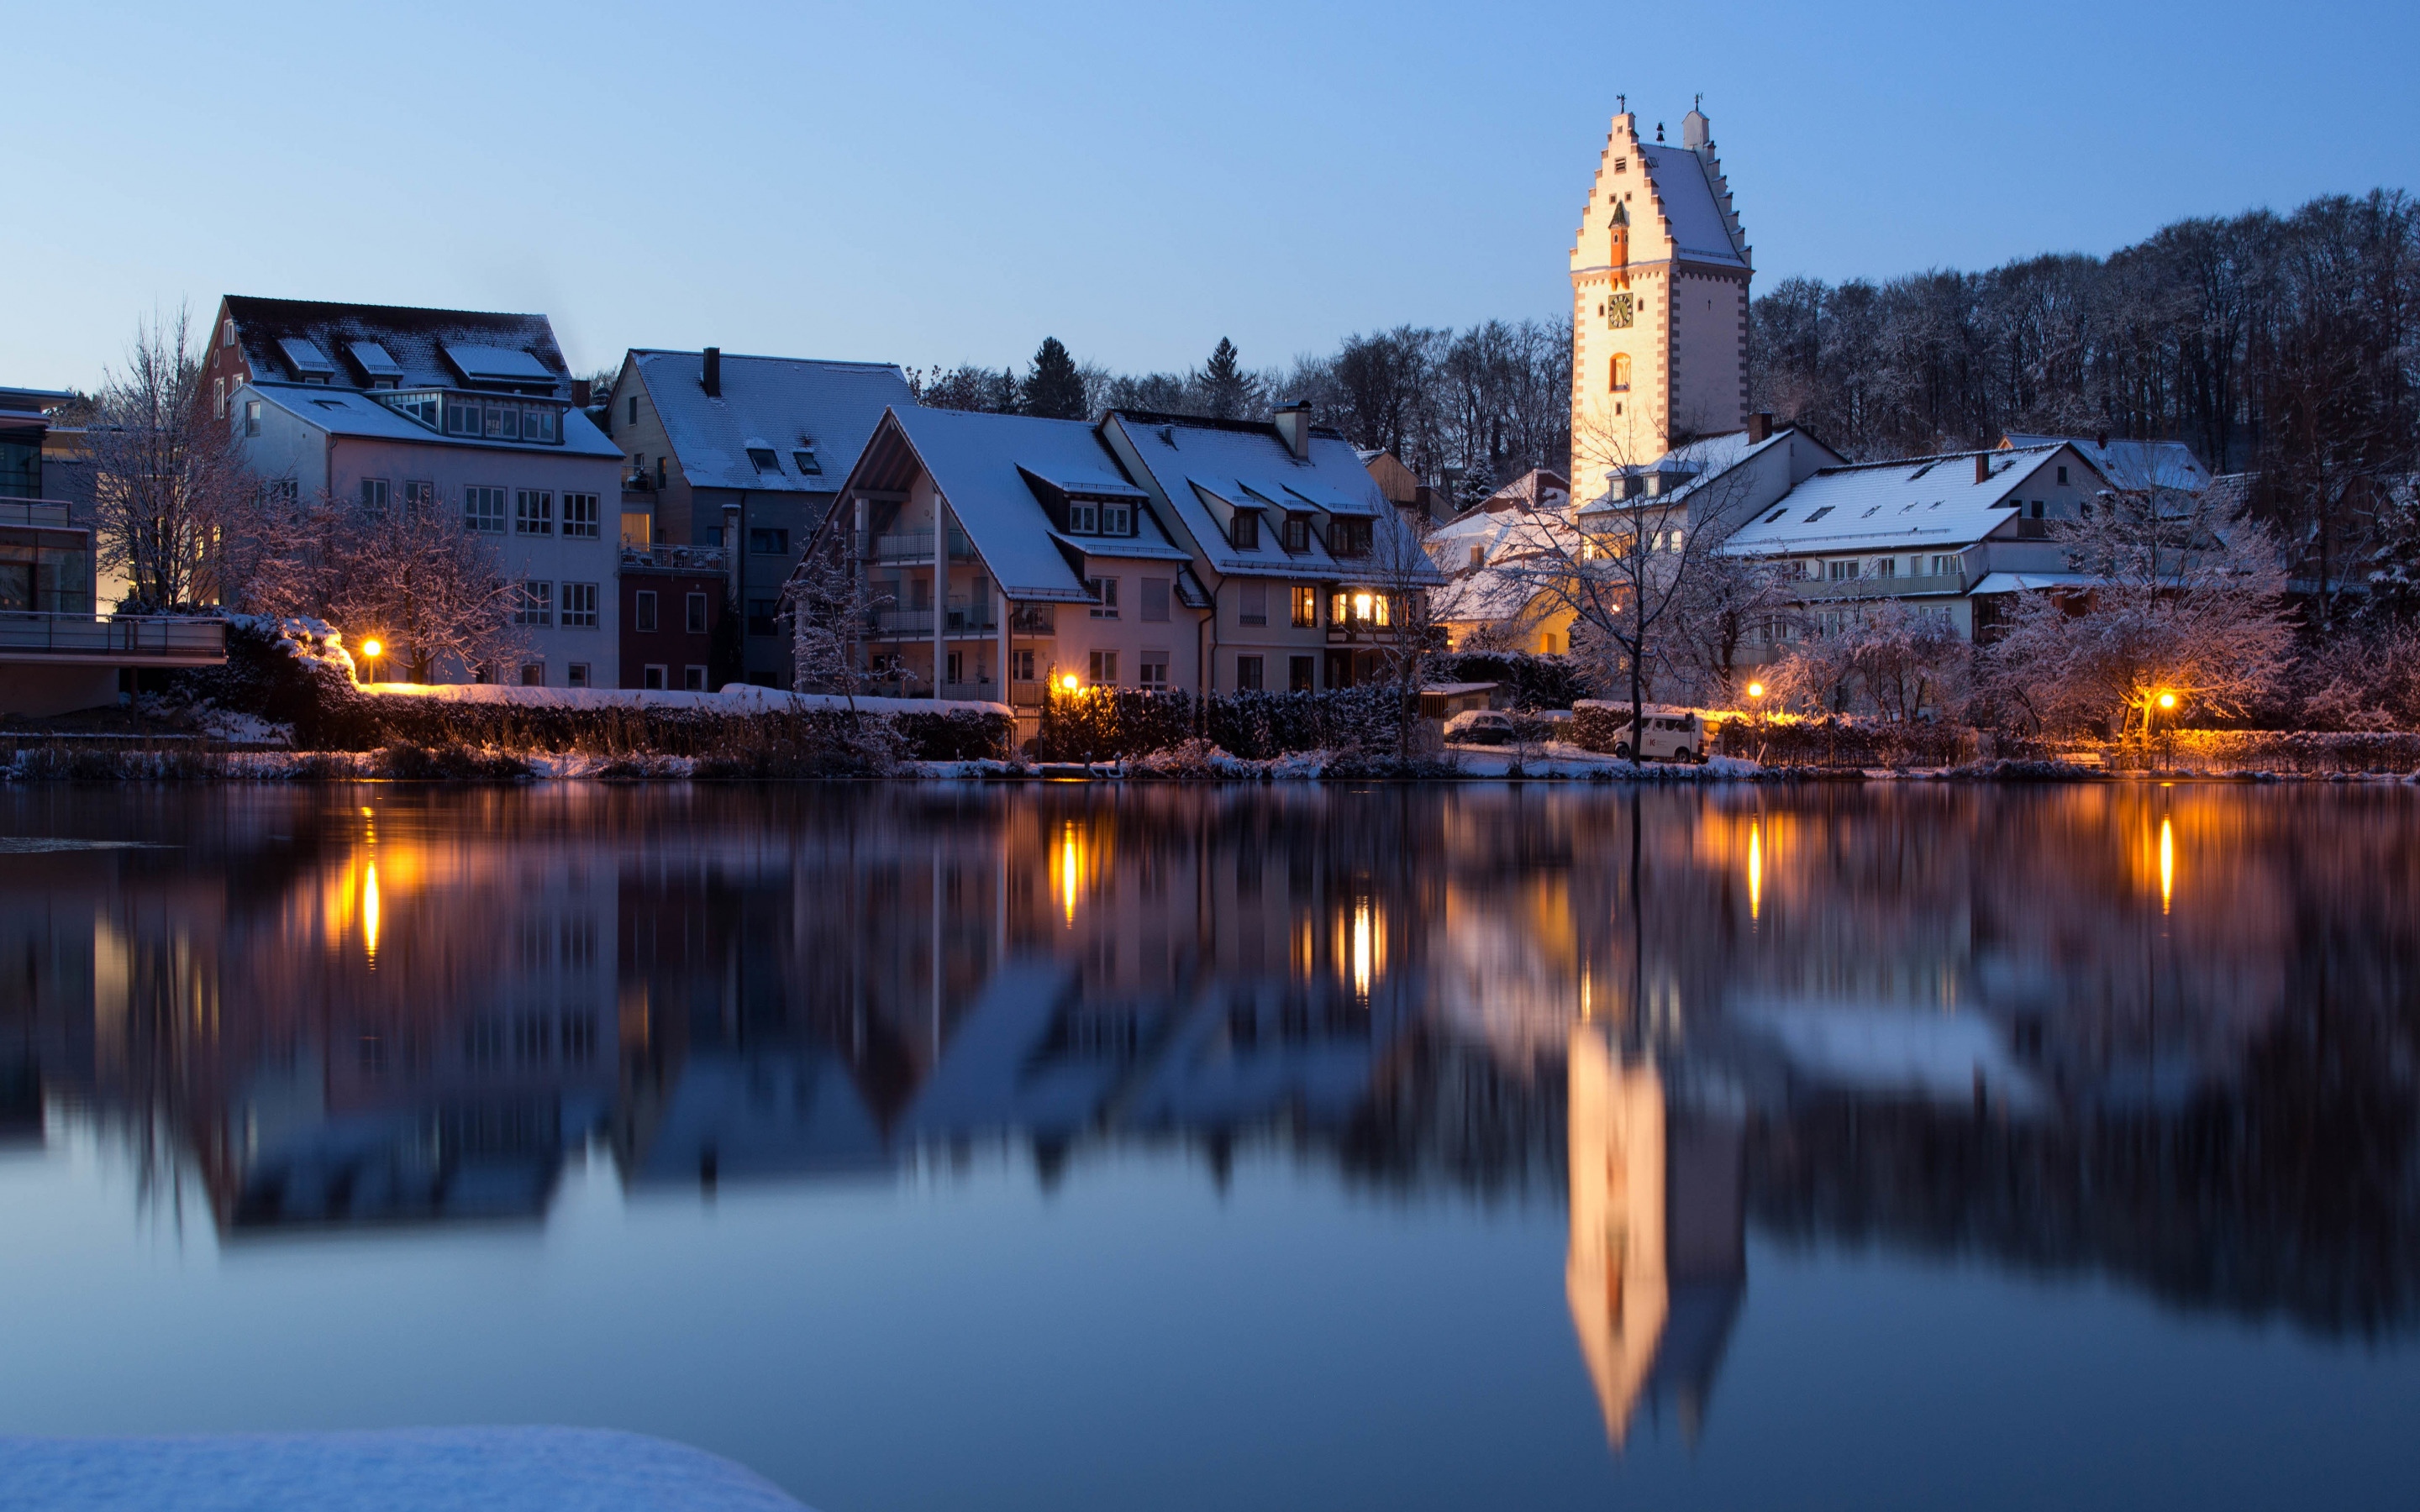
[7,0,2416,390]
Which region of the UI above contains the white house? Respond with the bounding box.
[217,298,624,686]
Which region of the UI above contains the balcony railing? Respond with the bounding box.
[1796,568,1967,600]
[1009,605,1055,636]
[0,612,226,663]
[0,499,76,530]
[1009,679,1048,707]
[620,543,729,572]
[945,596,996,633]
[869,608,934,636]
[865,528,976,562]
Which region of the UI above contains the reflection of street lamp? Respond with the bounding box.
[360,638,384,685]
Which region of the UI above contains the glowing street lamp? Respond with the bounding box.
[1059,672,1082,694]
[360,637,384,685]
[2156,690,2176,710]
[1745,680,1765,701]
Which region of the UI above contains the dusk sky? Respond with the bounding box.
[9,0,2417,389]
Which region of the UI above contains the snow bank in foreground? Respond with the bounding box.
[361,683,1011,717]
[0,1425,812,1512]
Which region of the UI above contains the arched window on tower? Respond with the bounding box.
[1610,354,1631,392]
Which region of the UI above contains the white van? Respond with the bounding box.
[1609,707,1705,763]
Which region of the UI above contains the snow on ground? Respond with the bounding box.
[360,683,1011,717]
[0,1426,813,1511]
[1441,740,1764,779]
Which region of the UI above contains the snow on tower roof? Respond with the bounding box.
[1638,144,1747,268]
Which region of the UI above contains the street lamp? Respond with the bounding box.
[360,638,384,685]
[2156,690,2176,710]
[1059,672,1082,694]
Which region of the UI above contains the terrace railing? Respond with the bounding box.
[0,612,226,662]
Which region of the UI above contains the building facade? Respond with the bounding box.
[602,349,913,688]
[1569,99,1751,475]
[217,297,623,685]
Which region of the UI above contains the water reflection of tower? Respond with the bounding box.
[1565,1026,1744,1450]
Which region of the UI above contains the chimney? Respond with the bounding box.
[2096,431,2109,449]
[1746,411,1772,444]
[1973,454,1991,486]
[1273,401,1312,459]
[702,347,722,398]
[571,379,592,408]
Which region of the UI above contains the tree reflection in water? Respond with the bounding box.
[2,781,2416,1448]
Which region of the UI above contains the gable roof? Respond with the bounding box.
[1718,444,2094,556]
[629,349,914,496]
[830,407,1190,602]
[1637,144,1748,269]
[240,379,623,458]
[2000,433,2211,493]
[1103,412,1436,583]
[222,297,568,392]
[1578,427,1801,515]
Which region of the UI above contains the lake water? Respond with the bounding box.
[2,781,2417,1511]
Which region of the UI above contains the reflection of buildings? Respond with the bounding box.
[1564,1029,1744,1449]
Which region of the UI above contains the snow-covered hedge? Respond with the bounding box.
[1034,687,1415,762]
[1710,716,1975,769]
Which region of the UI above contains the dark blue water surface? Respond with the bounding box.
[2,782,2416,1511]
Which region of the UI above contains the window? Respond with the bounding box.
[562,492,600,538]
[2030,501,2045,519]
[746,598,779,636]
[515,490,554,535]
[748,528,789,555]
[567,663,591,689]
[683,665,708,690]
[560,581,599,627]
[519,664,545,686]
[1929,554,1956,576]
[404,480,435,509]
[747,447,781,474]
[213,378,226,418]
[515,580,552,626]
[1139,654,1170,691]
[359,478,389,509]
[244,400,262,436]
[1102,502,1133,536]
[1238,580,1267,626]
[1069,501,1098,533]
[1230,511,1260,549]
[643,664,667,690]
[2057,465,2069,485]
[1468,545,1483,569]
[1329,518,1372,557]
[1803,505,1833,522]
[944,651,964,685]
[1291,585,1317,627]
[628,396,639,426]
[1282,514,1310,553]
[793,449,821,475]
[1828,560,1858,580]
[1141,576,1171,623]
[1611,354,1631,391]
[1762,507,1787,524]
[1087,576,1118,618]
[1235,654,1264,691]
[634,591,658,633]
[686,591,708,634]
[466,486,506,533]
[222,318,235,348]
[1088,649,1119,685]
[1012,648,1036,682]
[1873,558,1896,578]
[1289,654,1314,692]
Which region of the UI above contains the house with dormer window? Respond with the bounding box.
[215,297,624,686]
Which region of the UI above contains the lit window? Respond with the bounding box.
[1291,586,1316,627]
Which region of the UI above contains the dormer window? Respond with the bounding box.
[793,449,821,475]
[1070,501,1098,533]
[1282,513,1310,553]
[1229,511,1260,549]
[747,447,780,474]
[1102,502,1132,535]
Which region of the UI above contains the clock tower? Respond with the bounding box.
[1568,98,1752,486]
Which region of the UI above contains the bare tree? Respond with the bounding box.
[1983,482,2295,739]
[1361,506,1449,759]
[84,307,255,611]
[783,529,893,720]
[245,488,524,681]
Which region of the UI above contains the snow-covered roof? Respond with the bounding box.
[2001,433,2211,492]
[240,380,623,458]
[1103,412,1436,583]
[1969,570,2098,595]
[1718,444,2083,557]
[1639,144,1748,268]
[1434,566,1555,625]
[632,349,913,496]
[847,406,1193,603]
[223,296,569,392]
[1578,428,1781,514]
[445,344,557,385]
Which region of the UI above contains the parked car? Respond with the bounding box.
[1445,710,1517,747]
[1611,709,1704,763]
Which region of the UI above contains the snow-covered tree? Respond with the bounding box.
[784,530,892,720]
[83,307,255,612]
[1197,338,1254,420]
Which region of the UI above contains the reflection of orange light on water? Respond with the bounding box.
[2159,817,2173,915]
[363,863,381,965]
[1055,824,1084,927]
[1748,822,1763,923]
[1352,900,1374,999]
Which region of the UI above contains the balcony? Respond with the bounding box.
[1009,678,1048,707]
[0,613,226,665]
[0,500,76,530]
[620,543,729,574]
[865,528,975,563]
[1796,568,1968,601]
[869,608,934,637]
[945,596,997,634]
[1009,605,1055,636]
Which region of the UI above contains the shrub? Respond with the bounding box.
[1424,650,1588,710]
[1034,687,1412,762]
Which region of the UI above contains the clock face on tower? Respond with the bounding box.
[1606,291,1634,328]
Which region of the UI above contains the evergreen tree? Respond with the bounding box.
[1021,338,1088,420]
[1198,337,1252,419]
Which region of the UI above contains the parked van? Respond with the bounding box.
[1610,707,1704,763]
